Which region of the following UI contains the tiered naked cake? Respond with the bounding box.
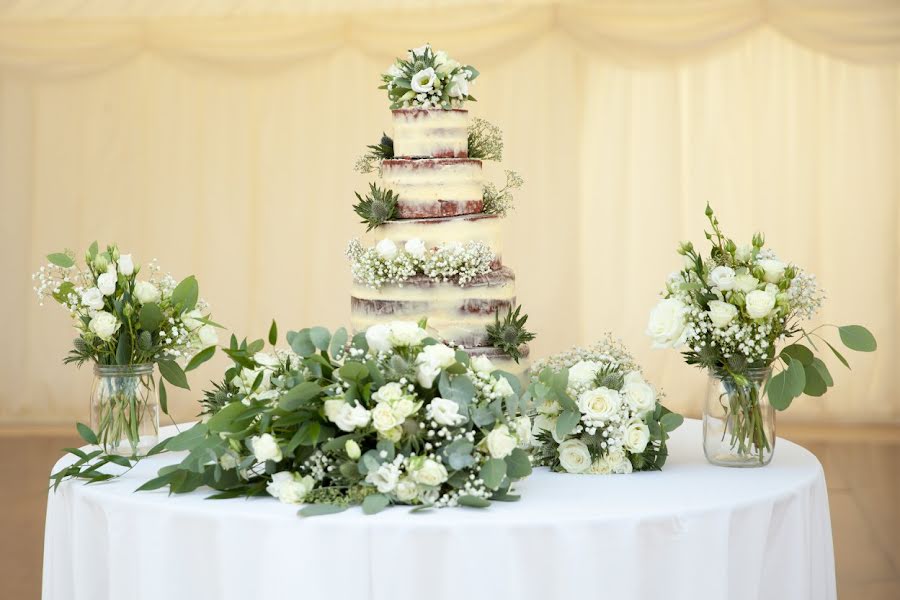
[348,45,532,375]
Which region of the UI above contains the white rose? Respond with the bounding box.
[428,397,466,426]
[411,458,448,487]
[96,271,117,296]
[623,418,651,453]
[620,380,656,416]
[373,382,404,403]
[182,309,203,331]
[253,352,280,370]
[578,387,621,422]
[416,364,441,389]
[388,321,428,347]
[404,238,427,259]
[492,376,514,398]
[757,259,786,283]
[623,371,645,386]
[197,325,218,348]
[372,402,404,432]
[470,354,495,375]
[485,424,517,459]
[88,311,120,341]
[607,448,633,474]
[746,289,776,319]
[513,415,532,448]
[133,280,161,305]
[334,402,371,432]
[646,298,689,349]
[81,287,104,311]
[375,239,398,260]
[558,439,592,474]
[415,343,456,388]
[395,478,418,502]
[567,360,600,389]
[707,300,738,328]
[267,471,314,505]
[590,456,612,475]
[251,433,282,463]
[447,72,469,98]
[733,272,759,293]
[735,244,753,262]
[410,67,436,93]
[365,324,392,354]
[366,461,401,494]
[708,265,736,291]
[323,399,345,422]
[435,58,460,76]
[116,254,134,276]
[345,439,361,459]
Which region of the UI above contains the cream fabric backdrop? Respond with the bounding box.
[1,1,898,424]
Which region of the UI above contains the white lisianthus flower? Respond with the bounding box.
[96,270,117,296]
[395,478,418,502]
[608,448,634,474]
[734,272,760,293]
[620,376,656,416]
[251,433,282,463]
[181,309,203,331]
[757,258,786,283]
[513,415,532,448]
[344,439,361,459]
[375,239,398,260]
[404,238,427,259]
[707,300,739,328]
[415,343,456,388]
[134,280,161,305]
[410,67,436,93]
[492,376,515,398]
[708,265,736,291]
[365,324,392,354]
[470,354,495,375]
[623,418,651,453]
[81,287,104,311]
[116,254,134,276]
[366,461,401,494]
[388,320,428,347]
[735,244,753,262]
[433,50,448,66]
[567,360,600,389]
[333,402,371,432]
[410,44,429,57]
[411,458,448,487]
[447,72,469,98]
[266,471,315,505]
[373,382,404,404]
[385,63,403,78]
[746,289,776,319]
[646,298,689,349]
[197,325,218,348]
[88,311,120,341]
[435,58,460,76]
[578,387,621,422]
[372,402,404,432]
[558,439,591,474]
[428,397,466,426]
[532,414,563,443]
[485,424,517,459]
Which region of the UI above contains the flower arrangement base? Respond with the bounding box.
[91,364,159,456]
[702,369,775,468]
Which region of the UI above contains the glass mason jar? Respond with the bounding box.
[703,367,775,467]
[90,364,159,456]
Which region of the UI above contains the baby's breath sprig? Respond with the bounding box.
[483,170,523,217]
[346,239,494,289]
[467,117,503,161]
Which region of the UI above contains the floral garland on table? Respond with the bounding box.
[381,43,479,110]
[346,238,494,289]
[141,320,534,515]
[528,337,683,474]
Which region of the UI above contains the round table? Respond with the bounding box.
[42,419,836,600]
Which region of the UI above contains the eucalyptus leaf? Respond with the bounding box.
[329,327,348,357]
[659,412,684,432]
[555,410,580,438]
[823,339,851,369]
[47,252,74,268]
[170,276,199,313]
[362,493,391,515]
[287,329,315,357]
[298,504,348,517]
[165,424,209,451]
[185,345,215,372]
[158,378,168,415]
[780,343,814,366]
[309,327,331,351]
[279,381,323,410]
[457,495,490,508]
[479,458,507,490]
[505,448,532,479]
[76,422,98,445]
[139,303,163,332]
[158,359,190,390]
[839,325,877,352]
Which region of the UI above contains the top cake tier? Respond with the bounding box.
[392,109,468,158]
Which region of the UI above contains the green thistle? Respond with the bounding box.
[354,133,394,174]
[486,304,536,363]
[353,183,399,231]
[593,364,625,391]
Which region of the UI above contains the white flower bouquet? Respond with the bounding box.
[528,337,683,474]
[647,205,876,465]
[139,320,533,515]
[380,43,479,110]
[35,243,218,457]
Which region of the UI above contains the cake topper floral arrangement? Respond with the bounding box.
[381,43,479,110]
[529,336,682,474]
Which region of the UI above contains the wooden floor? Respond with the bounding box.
[1,426,898,599]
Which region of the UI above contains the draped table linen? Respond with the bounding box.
[42,419,836,600]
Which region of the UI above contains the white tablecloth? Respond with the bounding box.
[43,419,836,600]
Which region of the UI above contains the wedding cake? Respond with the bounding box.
[348,44,534,376]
